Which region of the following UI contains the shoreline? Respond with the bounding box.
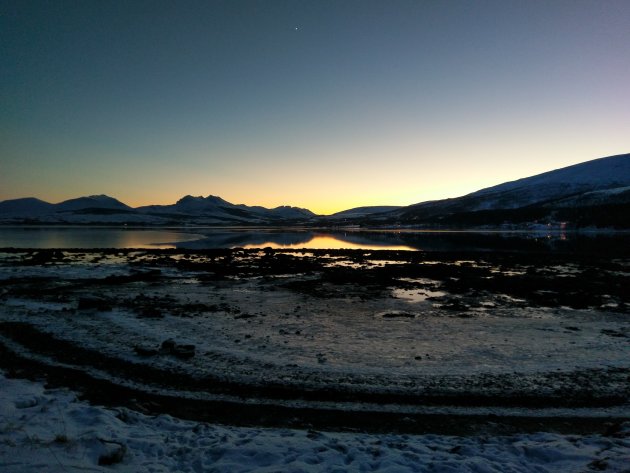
[1,248,628,435]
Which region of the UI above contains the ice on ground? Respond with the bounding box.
[1,372,629,473]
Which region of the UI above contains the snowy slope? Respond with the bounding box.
[1,372,629,472]
[467,153,630,210]
[390,153,630,224]
[327,206,402,219]
[55,195,132,212]
[0,198,54,216]
[551,185,630,208]
[0,195,143,223]
[474,153,630,197]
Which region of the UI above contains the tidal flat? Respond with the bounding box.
[0,248,628,435]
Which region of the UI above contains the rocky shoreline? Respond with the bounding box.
[1,248,628,435]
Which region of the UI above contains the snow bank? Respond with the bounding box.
[1,372,628,472]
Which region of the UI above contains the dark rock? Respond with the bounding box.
[601,329,627,338]
[172,344,196,359]
[102,270,162,285]
[603,422,624,437]
[160,339,176,352]
[133,346,158,357]
[137,308,163,318]
[77,297,112,311]
[306,429,323,440]
[26,250,66,265]
[97,440,126,466]
[381,311,415,318]
[159,339,195,358]
[588,458,608,471]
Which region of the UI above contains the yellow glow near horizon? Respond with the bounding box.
[3,144,628,216]
[242,235,415,251]
[2,2,630,214]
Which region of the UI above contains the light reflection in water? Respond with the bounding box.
[242,234,415,251]
[0,227,203,249]
[1,227,628,254]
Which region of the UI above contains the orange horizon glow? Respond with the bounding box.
[242,235,415,251]
[2,3,629,213]
[9,148,627,216]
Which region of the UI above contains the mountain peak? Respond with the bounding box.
[57,195,131,211]
[175,195,232,207]
[204,195,231,205]
[176,195,204,205]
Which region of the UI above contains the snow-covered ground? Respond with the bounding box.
[2,371,629,472]
[1,249,629,471]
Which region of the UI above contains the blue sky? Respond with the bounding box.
[1,0,629,213]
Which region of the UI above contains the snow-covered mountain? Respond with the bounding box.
[326,206,402,220]
[1,153,628,227]
[137,195,315,224]
[465,153,630,210]
[383,152,630,228]
[0,197,54,217]
[55,195,132,212]
[0,193,316,225]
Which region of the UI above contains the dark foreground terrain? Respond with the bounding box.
[0,248,628,435]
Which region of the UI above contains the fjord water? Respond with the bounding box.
[1,226,629,254]
[0,227,205,249]
[0,226,417,250]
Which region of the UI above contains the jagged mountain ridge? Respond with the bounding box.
[0,194,316,224]
[137,195,315,222]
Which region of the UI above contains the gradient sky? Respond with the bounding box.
[1,0,629,214]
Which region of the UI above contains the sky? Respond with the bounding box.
[1,0,629,215]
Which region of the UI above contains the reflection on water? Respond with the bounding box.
[175,230,416,250]
[0,227,203,249]
[392,288,447,302]
[0,226,629,254]
[242,235,414,251]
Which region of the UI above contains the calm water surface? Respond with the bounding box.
[0,227,204,249]
[0,226,628,254]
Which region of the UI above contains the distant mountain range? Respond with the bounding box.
[0,193,315,225]
[1,152,629,228]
